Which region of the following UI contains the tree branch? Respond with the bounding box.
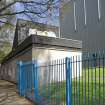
[0,0,53,13]
[0,3,51,17]
[0,0,60,25]
[0,20,7,24]
[0,9,48,16]
[0,1,17,13]
[0,20,13,27]
[16,0,50,6]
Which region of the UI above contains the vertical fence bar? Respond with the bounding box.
[55,60,57,105]
[63,58,66,104]
[34,60,39,103]
[91,55,93,105]
[26,65,27,91]
[99,53,100,105]
[70,58,72,105]
[56,60,58,104]
[32,61,35,101]
[76,56,77,105]
[71,57,73,105]
[28,65,30,91]
[30,61,34,93]
[24,65,26,96]
[102,52,104,105]
[21,62,24,96]
[84,55,86,105]
[94,53,97,105]
[52,60,54,105]
[23,65,25,97]
[17,62,19,94]
[51,60,53,105]
[32,61,35,100]
[50,61,53,105]
[59,59,61,105]
[82,56,84,105]
[49,61,51,105]
[55,61,57,104]
[88,54,90,105]
[78,56,80,105]
[43,65,47,98]
[73,56,75,105]
[46,62,48,104]
[58,59,60,105]
[66,57,72,105]
[18,61,23,96]
[61,59,63,104]
[28,65,31,92]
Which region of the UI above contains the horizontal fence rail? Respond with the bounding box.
[17,52,105,105]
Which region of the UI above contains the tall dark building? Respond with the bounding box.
[60,0,105,51]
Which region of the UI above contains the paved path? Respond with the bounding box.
[0,80,34,105]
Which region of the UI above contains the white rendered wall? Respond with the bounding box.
[32,48,82,83]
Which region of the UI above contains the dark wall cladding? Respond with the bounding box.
[82,51,105,68]
[60,0,105,51]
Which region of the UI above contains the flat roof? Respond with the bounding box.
[2,35,82,64]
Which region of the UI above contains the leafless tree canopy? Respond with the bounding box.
[0,0,61,25]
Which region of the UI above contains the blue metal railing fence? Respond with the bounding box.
[17,58,71,105]
[17,52,105,105]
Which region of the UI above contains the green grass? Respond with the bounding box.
[39,68,105,105]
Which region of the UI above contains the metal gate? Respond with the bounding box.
[17,58,73,105]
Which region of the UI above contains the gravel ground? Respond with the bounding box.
[0,80,34,105]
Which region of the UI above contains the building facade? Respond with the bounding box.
[60,0,105,51]
[0,20,82,83]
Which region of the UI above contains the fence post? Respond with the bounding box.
[17,61,23,96]
[33,60,40,103]
[17,62,19,93]
[66,57,72,105]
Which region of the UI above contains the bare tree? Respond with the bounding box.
[0,0,61,25]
